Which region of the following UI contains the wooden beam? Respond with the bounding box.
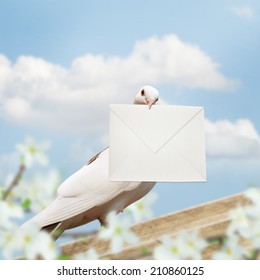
[61,192,250,259]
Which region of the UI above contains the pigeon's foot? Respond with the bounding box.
[98,217,108,227]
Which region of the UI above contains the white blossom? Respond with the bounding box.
[227,187,260,252]
[235,209,260,250]
[244,187,260,207]
[179,231,208,259]
[74,248,100,260]
[20,224,57,259]
[212,235,248,260]
[16,136,50,168]
[0,223,58,259]
[14,169,60,212]
[0,200,23,230]
[98,211,139,253]
[126,192,157,223]
[153,235,183,260]
[153,231,208,260]
[248,221,260,249]
[0,227,21,259]
[227,206,251,237]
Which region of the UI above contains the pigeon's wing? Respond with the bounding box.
[23,148,140,228]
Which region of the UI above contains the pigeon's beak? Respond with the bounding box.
[147,98,158,109]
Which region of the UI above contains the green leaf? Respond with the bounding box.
[22,198,31,209]
[141,247,151,255]
[53,228,63,236]
[57,254,70,260]
[247,249,258,260]
[208,236,224,246]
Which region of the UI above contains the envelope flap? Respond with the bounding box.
[110,105,203,153]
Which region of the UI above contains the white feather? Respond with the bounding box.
[23,148,155,229]
[22,85,159,233]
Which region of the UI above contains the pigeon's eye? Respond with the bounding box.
[141,89,145,96]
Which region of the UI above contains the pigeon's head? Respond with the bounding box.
[134,85,159,109]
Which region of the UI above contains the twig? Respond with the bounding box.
[3,164,26,200]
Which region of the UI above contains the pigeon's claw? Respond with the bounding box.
[98,217,108,227]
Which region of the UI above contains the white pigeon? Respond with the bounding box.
[22,85,159,238]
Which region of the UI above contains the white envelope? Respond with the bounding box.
[109,104,206,182]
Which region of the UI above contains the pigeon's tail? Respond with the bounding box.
[20,198,69,240]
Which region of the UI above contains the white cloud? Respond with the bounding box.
[205,119,260,158]
[0,34,238,137]
[231,6,255,19]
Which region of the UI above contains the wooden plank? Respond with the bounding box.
[61,192,251,259]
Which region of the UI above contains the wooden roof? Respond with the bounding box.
[61,192,252,259]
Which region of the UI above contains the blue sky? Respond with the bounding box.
[0,0,260,217]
